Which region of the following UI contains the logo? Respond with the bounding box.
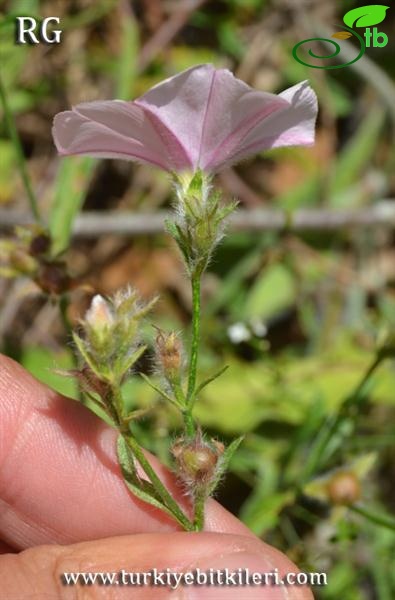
[293,5,389,69]
[15,17,62,44]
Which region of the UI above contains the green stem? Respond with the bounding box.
[350,504,395,532]
[125,433,194,531]
[171,379,187,409]
[0,73,42,223]
[187,272,201,403]
[193,489,206,531]
[184,270,201,437]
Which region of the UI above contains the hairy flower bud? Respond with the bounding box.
[74,287,156,387]
[155,329,183,382]
[85,295,115,330]
[327,471,361,506]
[171,432,224,492]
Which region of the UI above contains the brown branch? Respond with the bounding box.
[2,202,395,237]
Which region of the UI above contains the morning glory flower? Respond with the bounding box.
[52,63,317,173]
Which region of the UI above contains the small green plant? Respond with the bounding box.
[51,64,317,530]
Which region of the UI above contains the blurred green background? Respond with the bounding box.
[1,1,395,598]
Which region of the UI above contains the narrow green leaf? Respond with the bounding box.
[117,435,176,517]
[49,157,95,255]
[72,333,105,381]
[208,436,244,496]
[139,372,180,406]
[194,365,229,398]
[329,107,384,203]
[350,504,395,532]
[115,345,146,379]
[116,15,139,100]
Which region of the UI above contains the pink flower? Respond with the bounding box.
[52,64,317,173]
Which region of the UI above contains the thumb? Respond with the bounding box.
[1,531,314,599]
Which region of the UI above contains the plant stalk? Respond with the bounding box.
[193,489,206,531]
[184,270,201,436]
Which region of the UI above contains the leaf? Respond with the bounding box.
[332,31,353,39]
[208,436,244,495]
[49,157,95,255]
[114,344,146,379]
[72,333,104,381]
[139,372,180,406]
[117,435,177,518]
[328,106,384,204]
[194,365,229,398]
[116,15,139,100]
[343,5,389,28]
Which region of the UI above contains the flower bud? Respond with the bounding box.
[85,295,114,330]
[327,471,361,506]
[155,330,183,382]
[171,433,224,491]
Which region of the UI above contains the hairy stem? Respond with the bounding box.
[193,489,206,531]
[187,272,201,402]
[184,271,201,436]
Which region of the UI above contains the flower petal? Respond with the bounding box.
[137,65,314,173]
[212,80,318,169]
[137,64,284,172]
[52,100,193,171]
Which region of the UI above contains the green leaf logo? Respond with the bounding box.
[343,5,389,28]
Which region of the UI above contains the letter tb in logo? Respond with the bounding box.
[364,27,388,47]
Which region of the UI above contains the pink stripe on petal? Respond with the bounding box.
[202,94,288,172]
[135,103,194,172]
[221,81,317,166]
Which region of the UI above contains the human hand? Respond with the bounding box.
[0,354,313,599]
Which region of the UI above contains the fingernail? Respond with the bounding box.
[170,551,289,599]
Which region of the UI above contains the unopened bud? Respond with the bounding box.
[327,471,361,506]
[85,295,114,329]
[156,330,182,381]
[171,434,223,489]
